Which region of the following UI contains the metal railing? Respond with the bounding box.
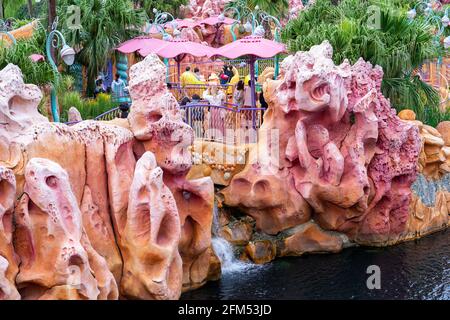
[180,102,266,144]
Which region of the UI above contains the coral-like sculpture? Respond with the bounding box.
[223,41,422,245]
[0,55,215,299]
[180,0,229,19]
[128,55,216,291]
[120,152,182,299]
[14,158,118,299]
[0,167,19,300]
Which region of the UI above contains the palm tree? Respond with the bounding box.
[247,0,289,17]
[0,0,4,20]
[58,0,146,96]
[48,0,56,29]
[282,0,444,125]
[27,0,34,17]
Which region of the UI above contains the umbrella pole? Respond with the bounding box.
[275,54,280,79]
[250,56,256,130]
[164,58,169,83]
[177,58,181,96]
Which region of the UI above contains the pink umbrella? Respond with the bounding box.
[116,36,165,54]
[139,38,215,58]
[29,54,45,63]
[138,38,215,84]
[211,36,286,126]
[211,36,286,59]
[200,15,237,26]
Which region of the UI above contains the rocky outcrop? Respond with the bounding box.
[14,158,118,300]
[0,56,215,299]
[119,152,182,300]
[127,55,216,292]
[222,41,422,245]
[0,167,19,300]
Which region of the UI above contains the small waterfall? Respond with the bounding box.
[211,201,250,274]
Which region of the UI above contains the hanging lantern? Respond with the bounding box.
[444,36,450,49]
[163,33,173,41]
[244,21,252,33]
[253,25,265,37]
[407,8,417,20]
[173,28,181,37]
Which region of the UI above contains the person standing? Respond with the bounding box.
[233,80,245,108]
[111,73,126,101]
[203,74,226,141]
[94,79,106,98]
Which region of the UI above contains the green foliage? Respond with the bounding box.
[59,92,118,122]
[282,0,447,126]
[58,0,147,96]
[0,28,56,86]
[227,0,290,20]
[134,0,188,19]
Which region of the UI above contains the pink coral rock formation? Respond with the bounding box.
[120,152,182,299]
[0,56,215,299]
[128,54,215,291]
[0,167,20,300]
[180,0,229,19]
[14,158,118,300]
[223,41,422,245]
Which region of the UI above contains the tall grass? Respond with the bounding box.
[59,92,118,122]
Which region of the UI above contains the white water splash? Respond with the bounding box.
[211,201,253,274]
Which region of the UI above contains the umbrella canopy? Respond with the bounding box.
[138,38,215,59]
[116,36,165,54]
[200,15,237,26]
[210,36,286,59]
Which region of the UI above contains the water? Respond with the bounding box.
[211,202,257,274]
[183,230,449,300]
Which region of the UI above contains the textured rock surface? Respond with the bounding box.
[0,167,20,300]
[278,221,344,256]
[0,58,215,299]
[120,152,182,300]
[68,107,82,122]
[128,55,215,292]
[14,158,118,300]
[243,240,276,264]
[223,41,422,245]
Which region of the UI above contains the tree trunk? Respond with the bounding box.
[86,72,96,98]
[0,0,4,20]
[48,0,57,63]
[27,0,34,18]
[48,0,57,30]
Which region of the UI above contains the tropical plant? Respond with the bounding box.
[59,91,118,122]
[0,28,56,86]
[133,0,188,19]
[228,0,289,18]
[282,0,446,125]
[58,0,146,96]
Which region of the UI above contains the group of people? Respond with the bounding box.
[175,64,269,141]
[94,73,128,99]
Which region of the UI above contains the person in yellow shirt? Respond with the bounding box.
[227,66,240,96]
[244,74,251,87]
[180,66,193,87]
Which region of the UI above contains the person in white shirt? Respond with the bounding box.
[202,74,226,141]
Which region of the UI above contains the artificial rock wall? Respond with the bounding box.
[221,41,448,255]
[0,55,216,300]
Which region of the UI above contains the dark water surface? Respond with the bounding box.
[182,230,449,300]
